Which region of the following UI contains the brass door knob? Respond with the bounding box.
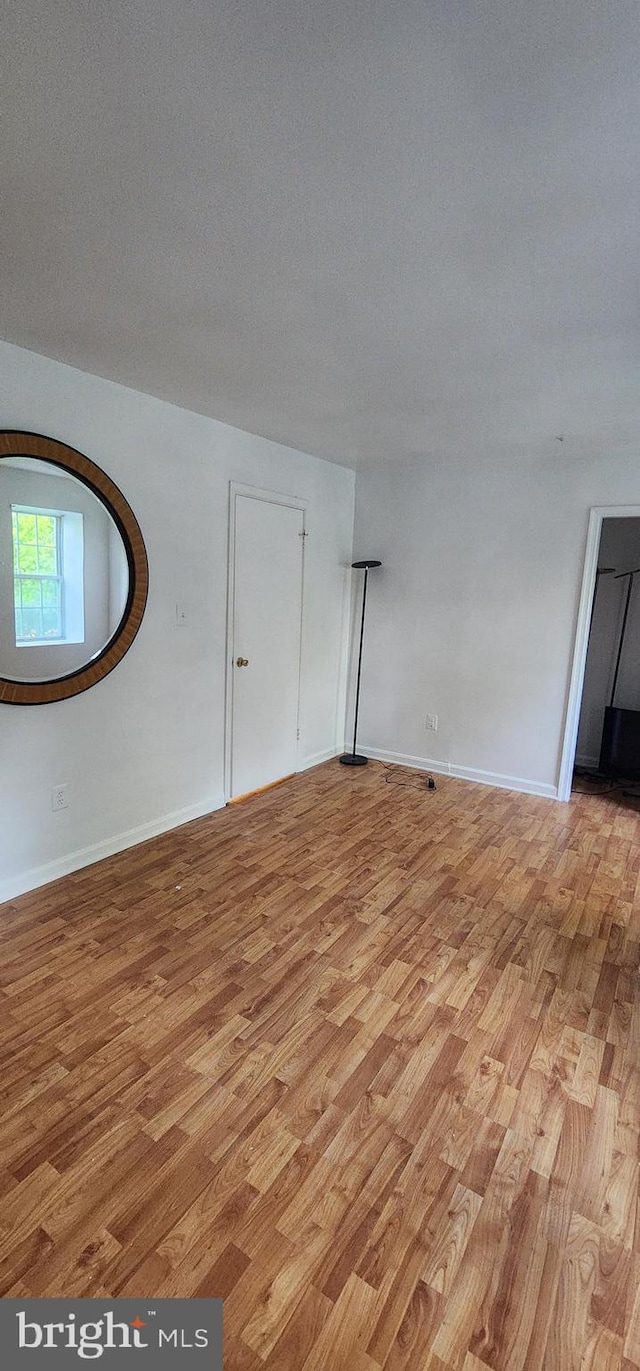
[236,657,249,667]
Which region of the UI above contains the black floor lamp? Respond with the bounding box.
[340,559,382,767]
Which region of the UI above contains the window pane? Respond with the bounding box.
[41,607,61,638]
[17,607,43,640]
[36,515,56,546]
[41,580,60,607]
[16,543,38,574]
[19,578,42,606]
[37,544,57,574]
[15,512,37,543]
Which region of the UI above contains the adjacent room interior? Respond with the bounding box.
[574,517,640,796]
[1,3,639,1368]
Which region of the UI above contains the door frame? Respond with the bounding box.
[224,481,308,803]
[557,503,640,801]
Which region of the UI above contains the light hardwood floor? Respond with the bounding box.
[1,761,639,1369]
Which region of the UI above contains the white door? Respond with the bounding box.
[229,491,305,799]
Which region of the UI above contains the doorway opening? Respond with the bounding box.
[559,506,640,802]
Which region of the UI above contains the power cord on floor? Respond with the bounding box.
[375,760,437,792]
[571,767,640,800]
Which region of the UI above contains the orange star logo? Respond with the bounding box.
[130,1317,147,1329]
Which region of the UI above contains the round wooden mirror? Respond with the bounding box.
[0,431,148,704]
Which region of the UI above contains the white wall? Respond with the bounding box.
[576,518,640,766]
[0,341,355,901]
[352,453,640,796]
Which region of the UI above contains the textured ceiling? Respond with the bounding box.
[1,0,638,468]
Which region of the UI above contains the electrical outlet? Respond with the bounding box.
[426,714,439,732]
[51,784,69,811]
[176,604,188,627]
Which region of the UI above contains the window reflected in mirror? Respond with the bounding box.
[2,458,129,683]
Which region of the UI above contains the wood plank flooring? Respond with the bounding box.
[1,761,639,1369]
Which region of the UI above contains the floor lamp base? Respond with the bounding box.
[339,753,369,767]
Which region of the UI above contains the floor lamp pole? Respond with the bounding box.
[340,559,381,767]
[586,566,615,652]
[351,564,369,757]
[610,568,638,707]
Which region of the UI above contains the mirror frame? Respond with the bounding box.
[0,431,149,705]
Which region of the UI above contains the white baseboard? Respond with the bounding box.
[0,795,226,905]
[299,747,343,771]
[359,746,558,800]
